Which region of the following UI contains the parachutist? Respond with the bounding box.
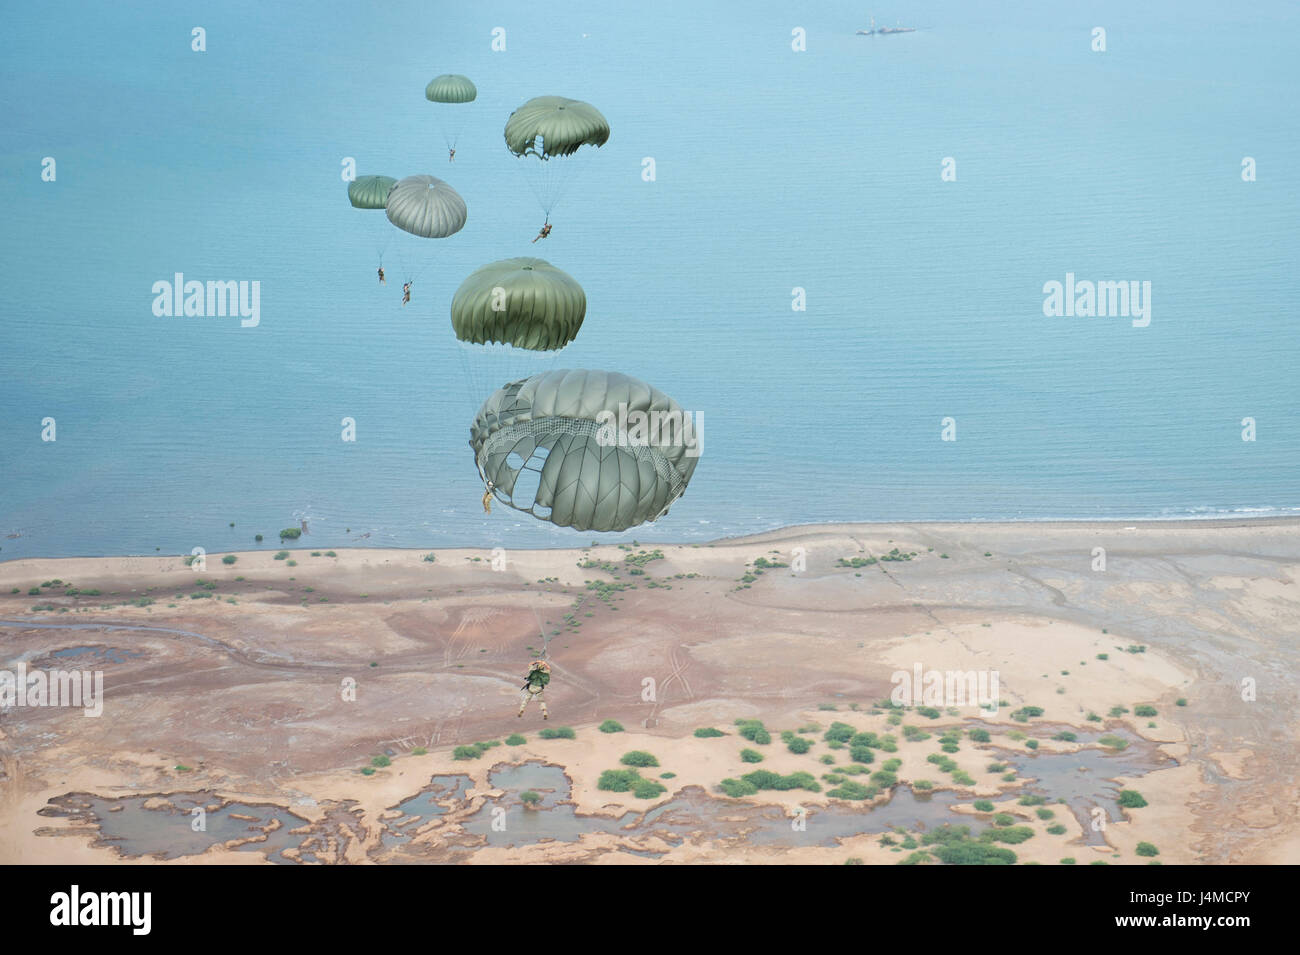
[448,147,455,162]
[518,660,551,719]
[402,281,411,306]
[377,266,385,285]
[531,222,552,243]
[482,481,494,514]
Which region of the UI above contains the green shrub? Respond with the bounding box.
[452,745,481,760]
[274,551,289,560]
[694,727,725,738]
[823,722,856,743]
[279,528,302,540]
[923,826,1016,865]
[1134,705,1157,717]
[968,728,991,743]
[598,769,641,792]
[222,555,237,565]
[973,800,994,812]
[1135,842,1159,857]
[718,777,758,798]
[849,745,876,765]
[1098,734,1128,750]
[787,736,812,754]
[521,790,541,806]
[827,780,875,800]
[742,769,820,792]
[620,750,659,767]
[539,726,576,740]
[633,779,667,799]
[505,734,526,745]
[982,825,1034,844]
[599,719,625,733]
[1118,790,1148,809]
[737,720,771,745]
[1046,824,1067,835]
[740,748,764,763]
[926,754,957,773]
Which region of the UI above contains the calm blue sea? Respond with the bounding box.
[2,0,1298,559]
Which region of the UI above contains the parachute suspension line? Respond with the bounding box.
[533,607,553,662]
[518,157,554,222]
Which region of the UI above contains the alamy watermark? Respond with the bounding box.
[890,663,999,716]
[0,663,104,717]
[595,403,703,458]
[152,273,260,327]
[1042,272,1150,327]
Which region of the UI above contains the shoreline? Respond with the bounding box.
[3,514,1299,567]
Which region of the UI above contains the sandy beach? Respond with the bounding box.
[2,519,1297,865]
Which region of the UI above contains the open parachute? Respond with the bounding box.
[504,96,609,219]
[347,175,397,209]
[425,74,477,152]
[385,175,467,237]
[384,174,467,282]
[451,258,585,350]
[347,175,398,266]
[425,74,477,104]
[470,369,698,533]
[504,96,609,158]
[450,257,586,406]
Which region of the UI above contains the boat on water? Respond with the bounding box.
[857,16,916,35]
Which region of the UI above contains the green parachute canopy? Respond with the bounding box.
[385,175,467,238]
[451,258,585,351]
[347,175,397,209]
[471,369,699,533]
[425,74,477,103]
[504,96,610,159]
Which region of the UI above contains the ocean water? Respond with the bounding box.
[1,0,1298,559]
